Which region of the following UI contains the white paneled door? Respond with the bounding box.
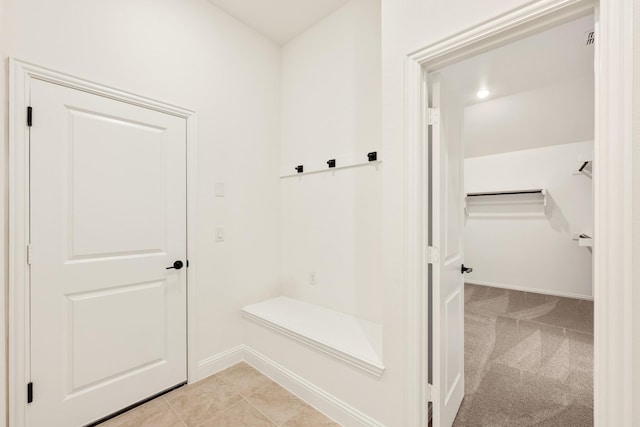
[29,79,187,426]
[430,73,465,427]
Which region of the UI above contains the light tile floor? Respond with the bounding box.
[100,363,341,427]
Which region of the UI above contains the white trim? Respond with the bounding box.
[178,344,386,427]
[408,0,595,68]
[185,83,199,389]
[404,0,635,426]
[465,280,594,301]
[402,57,427,427]
[593,1,635,425]
[242,346,385,427]
[8,59,198,427]
[9,56,31,427]
[241,307,385,378]
[196,346,244,381]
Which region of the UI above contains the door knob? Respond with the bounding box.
[166,260,184,270]
[461,264,473,274]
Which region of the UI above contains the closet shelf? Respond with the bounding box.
[466,189,545,197]
[571,232,593,247]
[578,233,593,247]
[577,160,593,177]
[464,189,547,217]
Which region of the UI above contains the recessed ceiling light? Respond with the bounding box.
[476,89,490,99]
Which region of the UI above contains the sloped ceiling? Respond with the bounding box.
[438,15,595,157]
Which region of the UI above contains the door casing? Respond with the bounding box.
[403,0,635,425]
[8,59,199,427]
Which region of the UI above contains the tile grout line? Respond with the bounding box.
[286,404,310,426]
[102,361,317,427]
[243,372,333,426]
[240,377,296,426]
[246,383,339,426]
[241,396,279,426]
[163,396,188,427]
[189,362,338,426]
[193,398,249,427]
[268,378,342,424]
[197,363,279,426]
[238,377,274,400]
[227,365,326,426]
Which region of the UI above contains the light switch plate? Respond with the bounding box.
[215,182,225,197]
[215,226,224,242]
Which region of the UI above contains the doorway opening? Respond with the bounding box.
[397,0,624,424]
[428,13,595,426]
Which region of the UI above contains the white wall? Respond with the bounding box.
[380,0,534,423]
[459,58,594,299]
[0,0,632,425]
[243,0,388,424]
[464,142,594,298]
[279,0,383,323]
[464,77,595,158]
[1,0,282,392]
[0,0,8,424]
[633,0,640,424]
[380,1,637,425]
[243,1,388,424]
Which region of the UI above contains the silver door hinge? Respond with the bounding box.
[426,383,433,402]
[427,246,439,264]
[427,108,439,125]
[27,244,32,265]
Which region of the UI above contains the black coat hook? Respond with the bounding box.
[327,159,336,168]
[295,165,304,174]
[367,152,377,162]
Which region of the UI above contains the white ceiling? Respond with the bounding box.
[463,76,594,158]
[440,14,595,107]
[438,15,596,158]
[208,0,350,45]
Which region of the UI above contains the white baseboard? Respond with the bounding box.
[242,346,385,427]
[192,345,384,427]
[465,280,594,301]
[195,345,244,381]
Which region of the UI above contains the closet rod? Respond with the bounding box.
[466,190,543,197]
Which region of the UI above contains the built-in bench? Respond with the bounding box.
[241,297,384,377]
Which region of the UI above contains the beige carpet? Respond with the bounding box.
[453,284,593,427]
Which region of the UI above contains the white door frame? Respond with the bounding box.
[403,0,635,425]
[8,58,199,427]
